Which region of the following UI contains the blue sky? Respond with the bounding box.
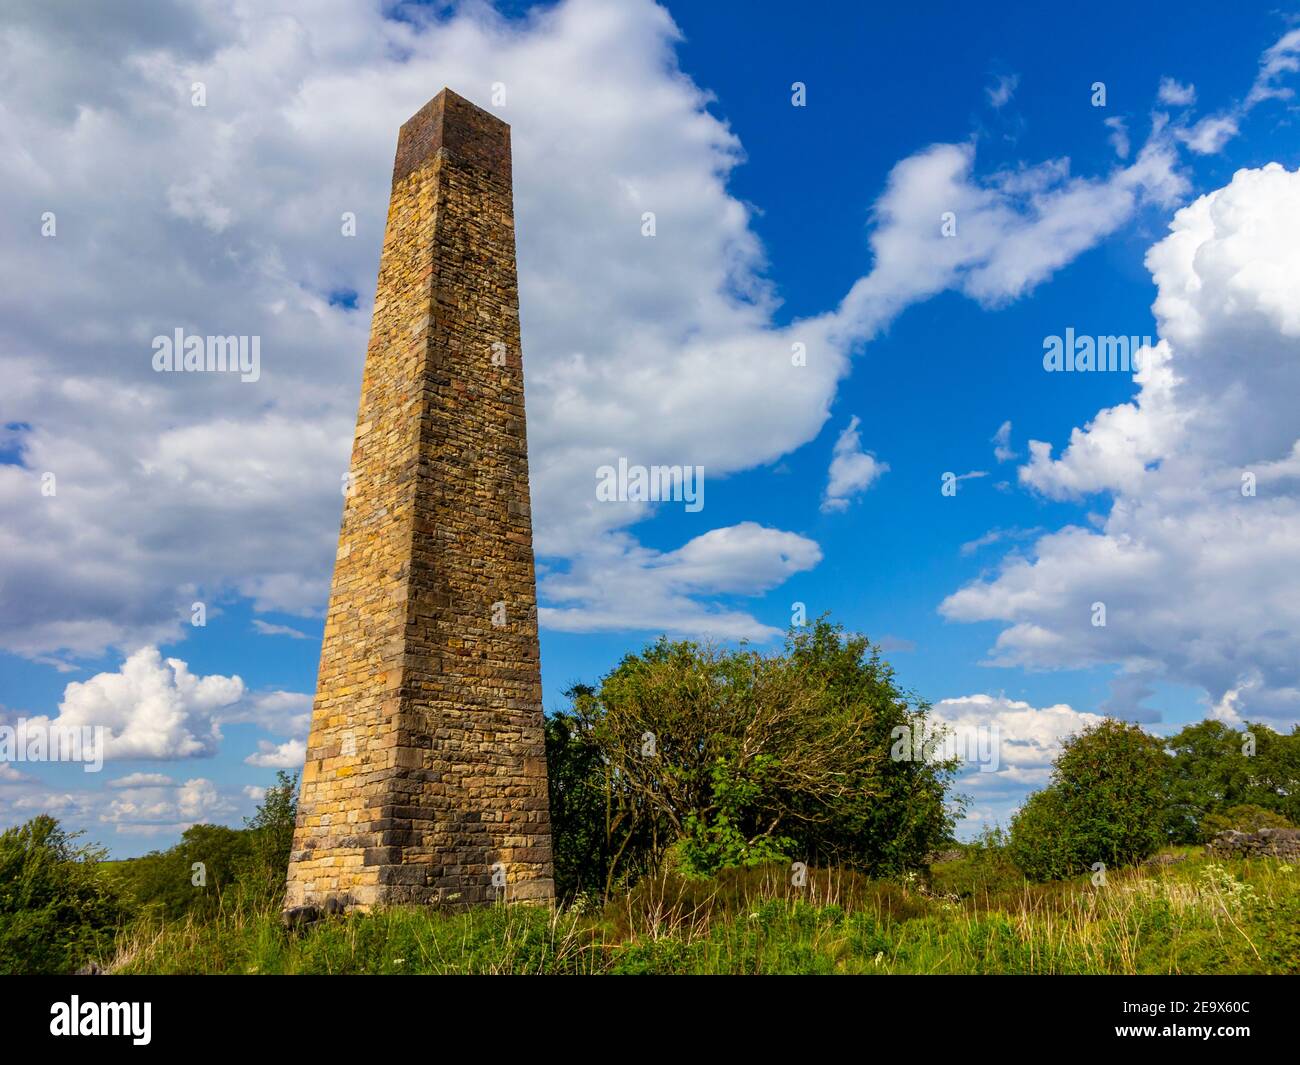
[2,0,1299,856]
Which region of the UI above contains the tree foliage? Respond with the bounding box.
[1009,719,1169,881]
[1165,721,1300,842]
[0,815,126,974]
[546,619,961,897]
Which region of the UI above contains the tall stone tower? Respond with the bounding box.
[285,89,554,911]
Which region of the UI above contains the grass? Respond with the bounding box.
[103,849,1300,975]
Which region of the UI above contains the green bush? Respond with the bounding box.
[0,815,127,974]
[1010,719,1168,881]
[1006,788,1080,882]
[545,708,654,902]
[550,617,960,891]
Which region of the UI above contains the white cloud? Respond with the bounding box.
[17,646,241,760]
[1157,77,1196,107]
[1168,27,1300,158]
[992,419,1016,463]
[1017,340,1180,499]
[0,767,235,836]
[959,525,1041,557]
[986,73,1019,109]
[932,693,1104,832]
[7,647,310,771]
[108,772,175,789]
[540,522,820,640]
[1178,114,1239,155]
[229,690,313,739]
[821,416,888,513]
[830,136,1184,340]
[1104,116,1130,160]
[1246,27,1300,107]
[100,775,233,832]
[943,163,1300,725]
[251,619,310,640]
[245,738,306,769]
[0,0,1201,658]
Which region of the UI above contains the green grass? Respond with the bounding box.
[103,851,1300,975]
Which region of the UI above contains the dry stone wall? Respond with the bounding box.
[1207,827,1300,860]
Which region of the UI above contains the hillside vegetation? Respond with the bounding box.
[106,851,1300,975]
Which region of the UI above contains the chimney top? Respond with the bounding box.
[393,88,511,186]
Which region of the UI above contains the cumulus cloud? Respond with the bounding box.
[821,416,888,513]
[245,738,306,769]
[100,775,232,833]
[540,522,821,640]
[0,0,1202,659]
[0,767,233,836]
[931,693,1104,831]
[943,163,1300,724]
[5,646,311,778]
[16,646,242,760]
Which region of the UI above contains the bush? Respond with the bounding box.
[549,618,960,892]
[1007,789,1081,882]
[1010,719,1168,881]
[0,815,127,974]
[545,709,656,902]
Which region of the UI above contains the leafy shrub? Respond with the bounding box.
[0,815,127,974]
[1010,719,1168,881]
[1006,789,1080,882]
[545,710,655,902]
[115,823,248,920]
[549,618,960,892]
[234,770,299,908]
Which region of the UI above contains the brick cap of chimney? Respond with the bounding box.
[392,88,511,186]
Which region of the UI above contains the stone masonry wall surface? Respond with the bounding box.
[1207,827,1300,860]
[284,89,555,911]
